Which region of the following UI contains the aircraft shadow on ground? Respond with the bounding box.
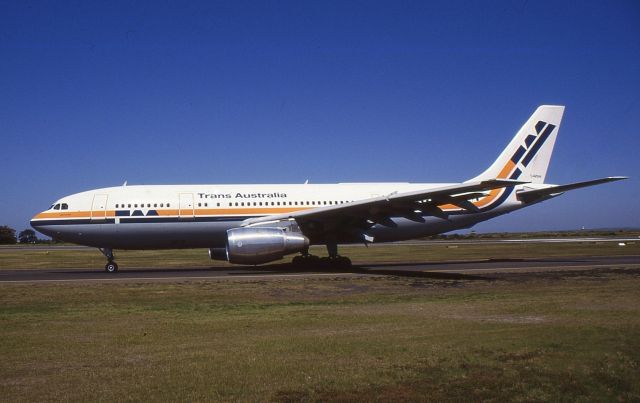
[232,262,496,281]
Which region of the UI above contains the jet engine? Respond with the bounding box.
[210,227,309,265]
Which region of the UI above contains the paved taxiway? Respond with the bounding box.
[1,255,639,283]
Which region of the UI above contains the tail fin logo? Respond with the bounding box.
[506,120,556,180]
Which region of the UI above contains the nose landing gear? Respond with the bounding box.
[99,248,118,273]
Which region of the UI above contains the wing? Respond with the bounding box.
[241,179,526,242]
[516,177,627,203]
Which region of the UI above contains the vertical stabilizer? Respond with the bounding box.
[468,105,565,184]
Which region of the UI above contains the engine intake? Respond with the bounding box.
[225,227,309,265]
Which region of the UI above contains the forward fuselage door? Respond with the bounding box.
[179,193,195,220]
[91,194,108,221]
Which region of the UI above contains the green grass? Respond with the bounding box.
[1,241,638,270]
[1,269,640,401]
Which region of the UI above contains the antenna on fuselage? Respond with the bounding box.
[122,180,128,187]
[304,179,309,184]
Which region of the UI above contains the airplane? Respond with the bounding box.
[30,105,626,273]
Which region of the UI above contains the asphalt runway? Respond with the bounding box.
[1,255,639,283]
[1,237,638,252]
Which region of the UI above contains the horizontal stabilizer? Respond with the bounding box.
[516,177,627,203]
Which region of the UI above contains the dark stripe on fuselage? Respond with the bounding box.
[31,216,259,226]
[118,216,257,224]
[31,219,116,226]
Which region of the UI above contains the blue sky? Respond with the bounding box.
[1,1,638,233]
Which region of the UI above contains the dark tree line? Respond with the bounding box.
[0,226,40,244]
[0,226,16,244]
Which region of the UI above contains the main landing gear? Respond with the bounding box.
[99,248,118,273]
[291,243,352,268]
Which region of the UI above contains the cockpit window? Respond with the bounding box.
[54,204,61,210]
[61,203,68,210]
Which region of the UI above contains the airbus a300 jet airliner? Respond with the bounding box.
[31,106,626,272]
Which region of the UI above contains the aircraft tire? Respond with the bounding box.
[105,262,119,273]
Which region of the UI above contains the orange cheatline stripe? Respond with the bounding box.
[34,210,118,219]
[155,209,180,216]
[445,160,514,210]
[193,207,308,215]
[439,184,507,211]
[34,207,313,220]
[438,188,502,211]
[35,211,90,219]
[473,188,502,208]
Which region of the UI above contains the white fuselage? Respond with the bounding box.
[30,182,522,249]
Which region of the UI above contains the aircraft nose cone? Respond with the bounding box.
[30,214,41,229]
[30,212,51,236]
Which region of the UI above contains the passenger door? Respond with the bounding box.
[91,194,108,221]
[179,193,195,220]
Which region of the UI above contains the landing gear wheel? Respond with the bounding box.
[291,254,321,266]
[105,262,118,273]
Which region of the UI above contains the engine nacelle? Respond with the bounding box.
[225,227,309,265]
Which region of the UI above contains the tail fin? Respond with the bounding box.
[468,105,565,184]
